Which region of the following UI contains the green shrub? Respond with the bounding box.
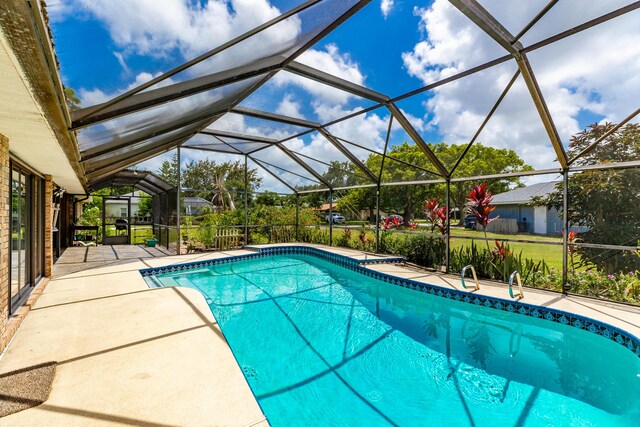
[449,241,549,285]
[533,269,640,304]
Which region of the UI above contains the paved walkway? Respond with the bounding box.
[53,245,174,277]
[1,244,639,426]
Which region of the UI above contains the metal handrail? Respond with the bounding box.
[461,265,480,290]
[509,271,525,299]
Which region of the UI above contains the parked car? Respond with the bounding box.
[325,212,346,223]
[464,216,477,229]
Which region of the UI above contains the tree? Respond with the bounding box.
[64,87,81,111]
[323,161,359,187]
[181,159,261,211]
[157,153,179,186]
[336,142,530,224]
[255,191,282,206]
[433,143,532,224]
[137,196,153,217]
[545,123,640,273]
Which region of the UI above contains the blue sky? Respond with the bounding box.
[48,0,639,191]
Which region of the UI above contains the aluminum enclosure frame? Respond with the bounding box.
[68,0,640,293]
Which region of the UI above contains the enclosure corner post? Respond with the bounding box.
[329,189,333,246]
[244,155,248,247]
[445,179,451,273]
[176,146,181,255]
[295,192,299,242]
[562,169,570,293]
[375,185,380,253]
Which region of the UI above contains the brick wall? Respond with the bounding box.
[0,133,10,350]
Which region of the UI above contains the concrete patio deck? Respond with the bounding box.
[0,246,267,427]
[1,243,639,426]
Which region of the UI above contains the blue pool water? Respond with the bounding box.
[149,254,640,426]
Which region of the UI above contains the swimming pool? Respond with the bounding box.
[143,248,640,426]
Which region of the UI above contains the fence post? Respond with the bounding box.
[295,193,299,242]
[176,146,181,255]
[329,189,333,246]
[244,155,248,246]
[562,170,570,293]
[445,179,451,273]
[375,185,380,253]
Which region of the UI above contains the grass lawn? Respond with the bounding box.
[449,226,564,270]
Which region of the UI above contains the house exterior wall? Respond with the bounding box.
[547,206,564,234]
[105,200,140,218]
[492,205,535,233]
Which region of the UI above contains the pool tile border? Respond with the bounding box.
[140,246,640,358]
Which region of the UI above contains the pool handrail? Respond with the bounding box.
[509,270,525,299]
[461,265,480,290]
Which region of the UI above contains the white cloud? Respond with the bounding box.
[78,71,161,106]
[113,51,131,75]
[401,0,640,171]
[276,94,304,119]
[381,0,394,19]
[274,44,366,104]
[65,0,289,59]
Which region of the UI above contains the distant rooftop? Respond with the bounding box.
[492,182,558,205]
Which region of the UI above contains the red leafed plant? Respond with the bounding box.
[381,215,402,230]
[492,240,510,261]
[423,198,452,235]
[359,229,374,250]
[467,183,497,229]
[409,221,418,230]
[565,230,580,271]
[467,183,498,250]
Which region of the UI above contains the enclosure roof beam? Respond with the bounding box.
[517,58,568,168]
[199,129,279,144]
[521,2,640,55]
[81,117,215,166]
[81,69,272,164]
[297,183,376,194]
[333,135,440,176]
[449,168,562,183]
[70,60,280,130]
[251,157,321,185]
[86,136,190,183]
[512,0,558,44]
[71,0,323,123]
[231,106,320,128]
[386,102,449,177]
[449,69,520,176]
[449,0,523,55]
[317,128,379,183]
[248,156,298,194]
[449,0,568,168]
[568,106,640,166]
[289,149,370,181]
[284,61,390,103]
[79,114,222,162]
[569,159,640,172]
[275,144,332,189]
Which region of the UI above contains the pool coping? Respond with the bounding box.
[140,245,640,359]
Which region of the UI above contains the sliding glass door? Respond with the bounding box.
[9,164,44,314]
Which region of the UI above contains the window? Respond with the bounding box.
[120,208,127,217]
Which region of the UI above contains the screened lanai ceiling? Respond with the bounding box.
[56,0,640,193]
[88,170,175,195]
